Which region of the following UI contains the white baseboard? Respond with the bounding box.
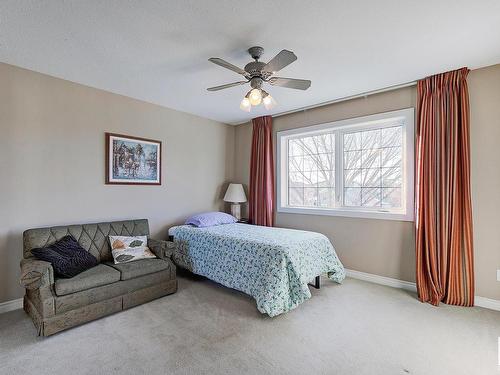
[345,268,500,312]
[0,298,23,314]
[474,296,500,311]
[345,268,417,292]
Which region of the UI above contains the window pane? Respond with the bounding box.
[312,133,334,154]
[344,168,361,187]
[318,170,335,187]
[288,139,304,156]
[381,146,401,168]
[303,155,316,171]
[318,188,335,207]
[344,150,361,169]
[304,188,318,206]
[344,187,361,206]
[344,132,361,151]
[342,124,404,210]
[287,132,335,208]
[382,187,401,207]
[302,136,317,151]
[362,187,381,207]
[362,129,381,149]
[289,188,304,206]
[302,170,318,187]
[289,172,305,187]
[318,153,334,170]
[362,168,381,187]
[381,167,402,187]
[289,155,303,172]
[361,149,381,168]
[381,126,402,147]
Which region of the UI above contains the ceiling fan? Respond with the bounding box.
[207,46,311,112]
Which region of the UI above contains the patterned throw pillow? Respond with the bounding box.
[109,235,156,264]
[31,235,98,278]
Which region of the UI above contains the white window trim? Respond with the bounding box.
[276,108,415,222]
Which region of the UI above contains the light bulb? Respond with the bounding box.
[248,89,262,106]
[263,94,277,110]
[240,97,251,112]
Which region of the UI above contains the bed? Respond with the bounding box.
[168,223,345,317]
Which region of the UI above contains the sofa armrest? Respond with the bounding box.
[148,239,176,259]
[20,258,54,290]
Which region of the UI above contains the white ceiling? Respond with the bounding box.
[1,1,499,125]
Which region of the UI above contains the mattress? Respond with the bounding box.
[169,223,345,317]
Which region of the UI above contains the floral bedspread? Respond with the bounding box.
[168,223,345,317]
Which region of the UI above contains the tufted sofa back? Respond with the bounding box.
[23,219,150,263]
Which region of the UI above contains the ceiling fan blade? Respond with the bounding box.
[262,50,297,73]
[208,58,247,76]
[268,77,311,90]
[207,81,248,91]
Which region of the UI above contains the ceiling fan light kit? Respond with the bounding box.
[248,88,262,105]
[208,46,311,112]
[262,91,277,110]
[240,96,251,112]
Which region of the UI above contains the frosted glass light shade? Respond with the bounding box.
[223,183,247,203]
[263,94,277,110]
[240,97,251,112]
[248,89,262,106]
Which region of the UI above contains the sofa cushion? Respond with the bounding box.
[106,258,171,280]
[54,264,121,296]
[54,268,174,314]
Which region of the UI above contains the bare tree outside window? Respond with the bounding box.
[287,125,403,210]
[288,132,335,208]
[278,108,414,221]
[343,126,402,208]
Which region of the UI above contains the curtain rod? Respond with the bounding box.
[271,80,417,120]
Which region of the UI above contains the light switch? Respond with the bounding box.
[497,269,500,282]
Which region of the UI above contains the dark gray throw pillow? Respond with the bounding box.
[31,235,98,278]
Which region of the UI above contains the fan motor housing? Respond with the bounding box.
[250,77,264,89]
[244,61,265,75]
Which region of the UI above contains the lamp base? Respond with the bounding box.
[230,203,241,220]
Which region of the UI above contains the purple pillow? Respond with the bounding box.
[185,212,237,228]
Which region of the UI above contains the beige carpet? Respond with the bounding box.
[1,274,499,375]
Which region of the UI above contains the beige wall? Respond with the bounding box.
[235,64,500,300]
[0,63,235,303]
[1,61,498,304]
[469,64,500,300]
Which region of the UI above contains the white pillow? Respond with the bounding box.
[109,235,156,264]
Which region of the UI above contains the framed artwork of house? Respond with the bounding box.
[105,132,162,185]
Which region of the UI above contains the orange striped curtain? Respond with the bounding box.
[249,116,274,226]
[415,67,474,306]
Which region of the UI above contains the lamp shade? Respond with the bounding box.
[223,183,247,203]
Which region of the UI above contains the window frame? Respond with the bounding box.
[276,108,415,221]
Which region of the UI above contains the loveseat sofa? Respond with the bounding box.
[20,219,177,336]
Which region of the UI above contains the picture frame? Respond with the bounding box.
[105,132,162,185]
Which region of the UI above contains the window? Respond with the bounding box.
[277,108,414,221]
[288,133,335,208]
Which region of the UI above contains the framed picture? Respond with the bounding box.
[105,133,161,185]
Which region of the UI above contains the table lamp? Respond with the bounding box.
[223,183,247,220]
